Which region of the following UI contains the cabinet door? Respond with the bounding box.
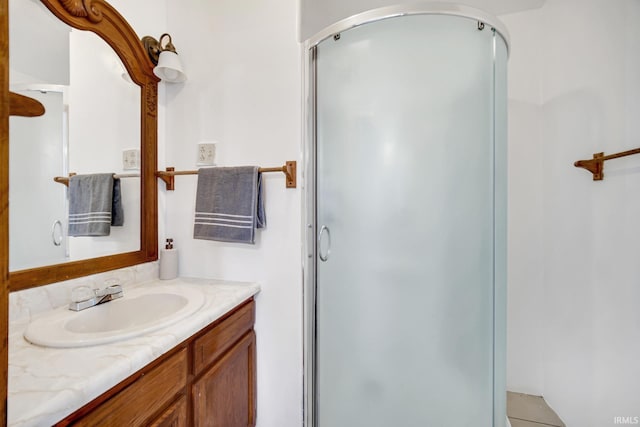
[193,330,256,427]
[150,396,187,427]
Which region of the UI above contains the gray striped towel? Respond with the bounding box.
[193,166,265,244]
[68,173,123,236]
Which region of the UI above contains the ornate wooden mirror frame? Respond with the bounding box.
[6,0,159,293]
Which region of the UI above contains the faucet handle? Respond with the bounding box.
[96,279,122,296]
[95,284,123,297]
[71,286,95,303]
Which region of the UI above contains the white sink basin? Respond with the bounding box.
[24,285,206,348]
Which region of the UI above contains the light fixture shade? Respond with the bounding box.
[153,50,187,83]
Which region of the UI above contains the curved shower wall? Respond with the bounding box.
[305,5,508,427]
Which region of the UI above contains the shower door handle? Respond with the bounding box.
[318,225,331,262]
[51,220,63,247]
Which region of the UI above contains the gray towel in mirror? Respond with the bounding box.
[111,178,124,227]
[68,173,123,236]
[194,166,266,244]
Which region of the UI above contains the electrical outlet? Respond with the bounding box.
[122,149,140,170]
[197,142,217,165]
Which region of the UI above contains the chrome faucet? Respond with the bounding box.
[69,283,124,311]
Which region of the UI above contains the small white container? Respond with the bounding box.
[159,238,178,280]
[159,249,178,280]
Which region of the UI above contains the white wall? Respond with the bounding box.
[163,1,302,426]
[108,0,168,43]
[299,0,546,41]
[501,6,546,397]
[503,1,640,425]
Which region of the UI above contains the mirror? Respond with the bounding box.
[9,3,141,271]
[8,0,158,291]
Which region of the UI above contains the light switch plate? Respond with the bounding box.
[197,142,217,166]
[122,149,140,170]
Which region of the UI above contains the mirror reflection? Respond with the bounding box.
[8,0,141,271]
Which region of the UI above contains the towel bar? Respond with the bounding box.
[155,161,297,190]
[53,173,141,187]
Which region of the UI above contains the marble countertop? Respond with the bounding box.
[8,277,260,427]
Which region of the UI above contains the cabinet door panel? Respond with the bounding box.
[150,395,187,427]
[193,331,256,427]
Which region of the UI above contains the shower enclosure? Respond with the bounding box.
[304,4,508,427]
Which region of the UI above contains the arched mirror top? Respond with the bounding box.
[39,0,158,86]
[8,0,158,292]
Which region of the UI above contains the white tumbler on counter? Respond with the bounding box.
[159,238,178,280]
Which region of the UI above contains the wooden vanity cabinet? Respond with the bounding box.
[55,298,256,427]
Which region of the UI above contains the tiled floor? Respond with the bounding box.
[507,391,566,427]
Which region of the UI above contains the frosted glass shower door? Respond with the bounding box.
[314,14,507,427]
[9,89,67,271]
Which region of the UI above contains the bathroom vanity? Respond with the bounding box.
[8,277,260,426]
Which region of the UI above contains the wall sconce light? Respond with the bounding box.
[142,33,187,83]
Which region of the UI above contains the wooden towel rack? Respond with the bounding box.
[53,172,140,186]
[155,161,297,190]
[574,148,640,181]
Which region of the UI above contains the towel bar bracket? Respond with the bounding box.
[156,167,175,190]
[53,173,76,187]
[574,152,604,181]
[285,161,296,188]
